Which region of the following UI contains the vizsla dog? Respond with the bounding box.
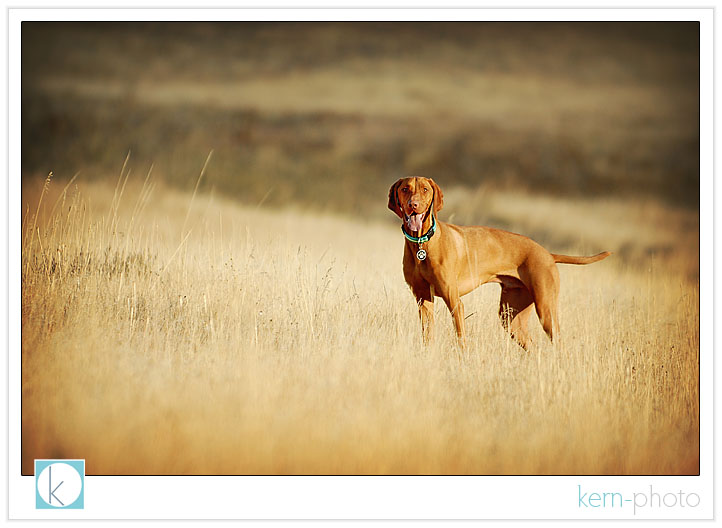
[388,176,610,349]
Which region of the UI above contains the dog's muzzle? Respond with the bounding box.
[405,212,424,233]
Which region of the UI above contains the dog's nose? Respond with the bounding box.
[408,199,420,211]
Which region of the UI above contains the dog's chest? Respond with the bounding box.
[404,246,445,282]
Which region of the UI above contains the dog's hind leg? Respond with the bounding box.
[529,265,560,343]
[499,284,535,350]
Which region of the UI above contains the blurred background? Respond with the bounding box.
[20,21,701,477]
[22,22,699,219]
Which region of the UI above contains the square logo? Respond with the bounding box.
[35,459,85,509]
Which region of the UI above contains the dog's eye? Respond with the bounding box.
[422,187,429,193]
[401,187,409,193]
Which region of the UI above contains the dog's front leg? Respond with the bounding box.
[440,285,466,348]
[412,283,435,345]
[418,297,434,345]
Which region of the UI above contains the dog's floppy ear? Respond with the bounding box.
[387,179,404,219]
[429,178,444,214]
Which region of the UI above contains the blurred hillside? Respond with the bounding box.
[22,22,699,216]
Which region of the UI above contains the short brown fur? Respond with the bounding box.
[388,176,611,349]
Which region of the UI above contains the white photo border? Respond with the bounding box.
[7,6,713,521]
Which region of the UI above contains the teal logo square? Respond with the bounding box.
[35,459,84,509]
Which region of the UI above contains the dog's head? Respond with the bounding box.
[388,176,444,234]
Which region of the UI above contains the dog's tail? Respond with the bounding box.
[552,251,611,265]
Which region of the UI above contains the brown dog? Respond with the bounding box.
[388,176,610,349]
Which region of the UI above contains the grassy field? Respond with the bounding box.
[21,171,699,475]
[20,21,699,475]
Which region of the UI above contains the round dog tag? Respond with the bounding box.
[416,248,427,261]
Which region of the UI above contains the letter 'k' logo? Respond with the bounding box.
[35,460,84,509]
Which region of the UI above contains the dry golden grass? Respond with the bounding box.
[21,172,698,475]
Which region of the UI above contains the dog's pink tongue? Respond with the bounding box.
[407,213,423,233]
